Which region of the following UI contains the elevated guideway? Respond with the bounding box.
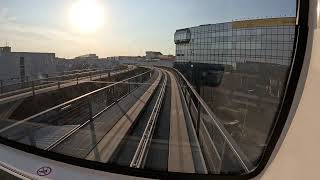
[0,66,254,175]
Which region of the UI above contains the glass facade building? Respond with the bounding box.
[174,17,296,67]
[173,17,297,166]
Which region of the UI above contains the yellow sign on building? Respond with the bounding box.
[232,17,296,29]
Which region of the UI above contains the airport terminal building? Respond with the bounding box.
[174,17,296,86]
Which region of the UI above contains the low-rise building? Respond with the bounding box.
[0,46,56,83]
[145,51,162,60]
[75,54,99,60]
[55,57,119,72]
[158,55,176,61]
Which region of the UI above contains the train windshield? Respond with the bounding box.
[0,0,298,178]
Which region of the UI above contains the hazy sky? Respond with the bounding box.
[0,0,296,58]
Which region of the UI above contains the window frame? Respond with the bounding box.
[0,0,309,179]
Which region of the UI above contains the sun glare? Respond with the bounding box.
[69,0,105,33]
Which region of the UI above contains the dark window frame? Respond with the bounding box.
[0,0,309,179]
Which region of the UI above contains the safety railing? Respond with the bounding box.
[169,67,254,174]
[0,69,154,150]
[130,70,167,168]
[0,67,129,95]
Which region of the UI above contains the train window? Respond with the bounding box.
[0,0,308,179]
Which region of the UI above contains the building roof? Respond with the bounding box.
[0,46,55,55]
[176,17,296,31]
[232,17,296,29]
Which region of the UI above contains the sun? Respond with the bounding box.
[69,0,104,33]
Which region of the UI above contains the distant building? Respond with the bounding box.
[75,54,99,60]
[145,51,162,60]
[0,46,56,82]
[158,55,176,61]
[0,46,11,53]
[145,51,175,61]
[111,56,145,61]
[107,56,145,65]
[55,56,119,72]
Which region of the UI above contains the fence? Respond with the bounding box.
[0,70,154,150]
[170,67,254,174]
[0,67,131,97]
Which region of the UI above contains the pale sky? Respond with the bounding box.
[0,0,296,58]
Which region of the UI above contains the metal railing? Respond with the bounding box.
[0,69,154,150]
[0,67,129,96]
[130,70,167,168]
[169,67,254,174]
